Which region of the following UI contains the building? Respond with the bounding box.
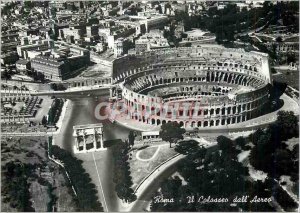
[107,26,136,48]
[135,39,150,54]
[111,45,273,130]
[86,25,99,37]
[131,12,169,32]
[114,38,124,58]
[96,42,106,53]
[59,27,84,40]
[17,39,54,59]
[135,30,169,54]
[1,51,19,65]
[31,55,68,80]
[16,59,30,72]
[31,45,90,81]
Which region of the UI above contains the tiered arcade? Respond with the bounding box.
[112,45,272,129]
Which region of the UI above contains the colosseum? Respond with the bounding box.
[110,45,272,130]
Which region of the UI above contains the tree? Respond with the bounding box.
[217,136,234,152]
[235,136,246,149]
[51,145,103,211]
[276,111,299,140]
[128,131,135,147]
[175,140,199,155]
[249,128,264,145]
[159,122,186,148]
[273,149,293,175]
[276,36,283,42]
[42,116,47,126]
[286,53,296,64]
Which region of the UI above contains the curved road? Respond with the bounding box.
[54,95,186,212]
[130,156,184,211]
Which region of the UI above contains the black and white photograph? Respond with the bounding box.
[0,0,299,212]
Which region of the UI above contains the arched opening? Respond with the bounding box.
[179,121,184,127]
[232,117,236,124]
[232,106,236,114]
[227,107,231,114]
[157,119,161,125]
[227,118,231,125]
[222,108,225,115]
[191,121,196,127]
[221,119,225,125]
[185,121,190,128]
[197,121,201,127]
[152,119,155,125]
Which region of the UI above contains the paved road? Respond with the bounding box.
[34,86,111,98]
[53,96,130,212]
[130,155,183,212]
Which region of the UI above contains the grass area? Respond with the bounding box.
[137,146,159,160]
[272,70,299,90]
[129,144,177,190]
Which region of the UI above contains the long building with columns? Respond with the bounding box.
[109,45,273,129]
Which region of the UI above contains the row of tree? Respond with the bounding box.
[51,145,103,211]
[111,140,137,203]
[47,98,64,126]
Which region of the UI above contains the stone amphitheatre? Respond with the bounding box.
[109,44,273,131]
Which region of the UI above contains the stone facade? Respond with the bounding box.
[110,45,272,129]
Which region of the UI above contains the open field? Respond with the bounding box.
[137,146,159,160]
[129,144,177,190]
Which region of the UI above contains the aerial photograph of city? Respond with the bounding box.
[0,0,299,212]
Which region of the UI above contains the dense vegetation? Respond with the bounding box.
[51,145,103,212]
[47,98,64,126]
[249,111,299,180]
[1,161,35,212]
[151,136,276,211]
[151,110,299,211]
[111,140,136,203]
[174,2,298,44]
